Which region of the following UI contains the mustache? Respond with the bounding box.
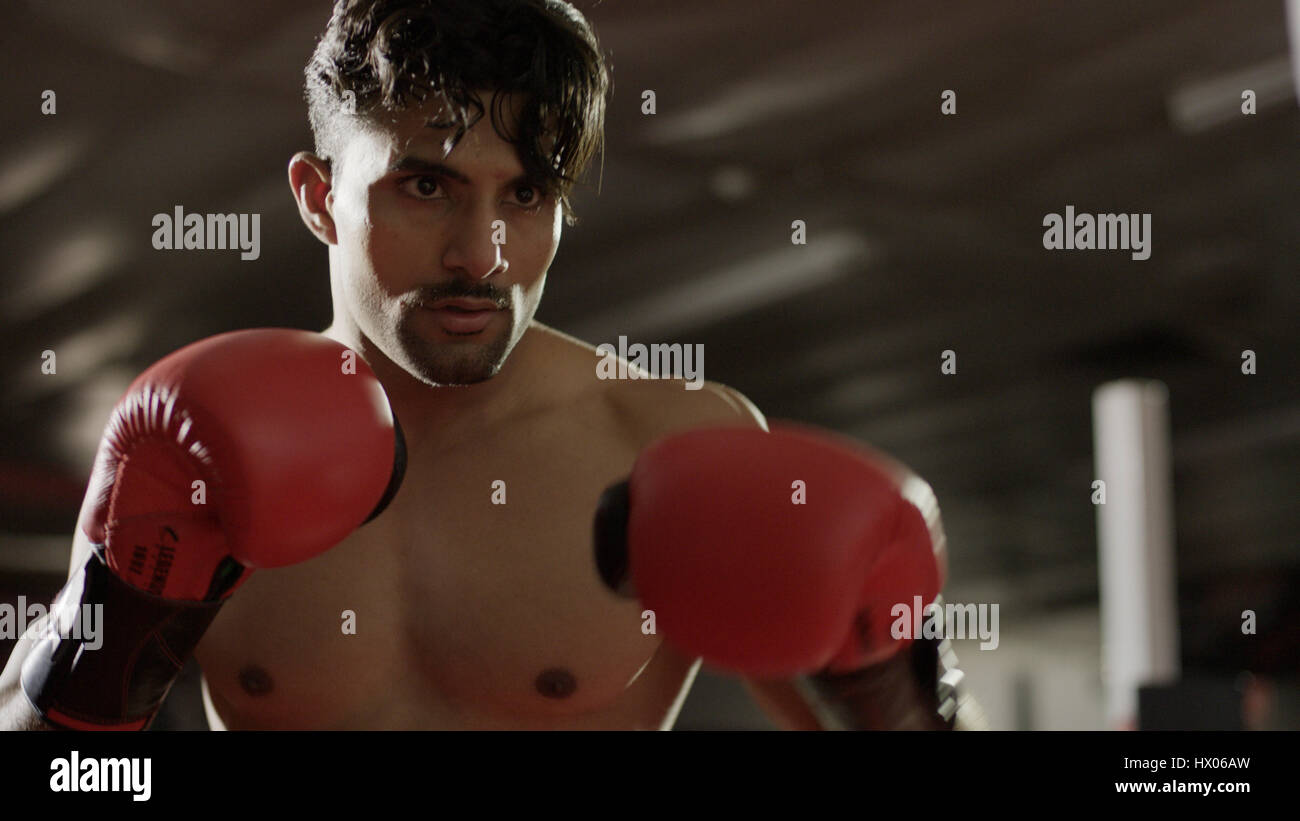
[411,282,511,309]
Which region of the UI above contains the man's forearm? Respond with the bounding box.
[0,630,56,731]
[0,686,55,731]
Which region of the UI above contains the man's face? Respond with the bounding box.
[328,92,562,386]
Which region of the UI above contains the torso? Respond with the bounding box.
[194,323,751,729]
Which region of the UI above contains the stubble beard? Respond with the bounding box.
[393,306,520,386]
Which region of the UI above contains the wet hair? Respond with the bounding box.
[305,0,608,224]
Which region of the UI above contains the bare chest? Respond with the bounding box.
[195,407,691,729]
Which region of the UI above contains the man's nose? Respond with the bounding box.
[443,207,508,279]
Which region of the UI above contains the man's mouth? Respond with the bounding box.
[427,298,501,312]
[422,300,502,335]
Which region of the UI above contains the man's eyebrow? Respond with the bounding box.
[388,156,470,182]
[388,155,547,191]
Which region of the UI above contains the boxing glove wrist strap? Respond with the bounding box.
[20,547,226,730]
[798,597,966,731]
[798,639,956,730]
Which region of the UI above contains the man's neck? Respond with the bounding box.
[321,318,549,450]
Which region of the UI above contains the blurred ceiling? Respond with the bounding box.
[1,0,1298,676]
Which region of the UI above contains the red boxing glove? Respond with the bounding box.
[594,423,945,678]
[22,329,405,729]
[77,327,403,600]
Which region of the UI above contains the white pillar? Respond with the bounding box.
[1092,380,1180,729]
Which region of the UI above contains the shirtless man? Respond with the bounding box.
[0,0,972,731]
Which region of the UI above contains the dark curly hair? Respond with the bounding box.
[305,0,609,225]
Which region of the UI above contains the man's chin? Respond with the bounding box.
[394,334,508,386]
[426,363,501,387]
[392,307,523,386]
[405,348,503,386]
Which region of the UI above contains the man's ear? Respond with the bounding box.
[288,152,337,245]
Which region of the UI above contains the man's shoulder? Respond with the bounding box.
[529,322,766,441]
[613,376,766,438]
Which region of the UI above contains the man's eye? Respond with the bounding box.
[402,176,444,199]
[514,185,542,207]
